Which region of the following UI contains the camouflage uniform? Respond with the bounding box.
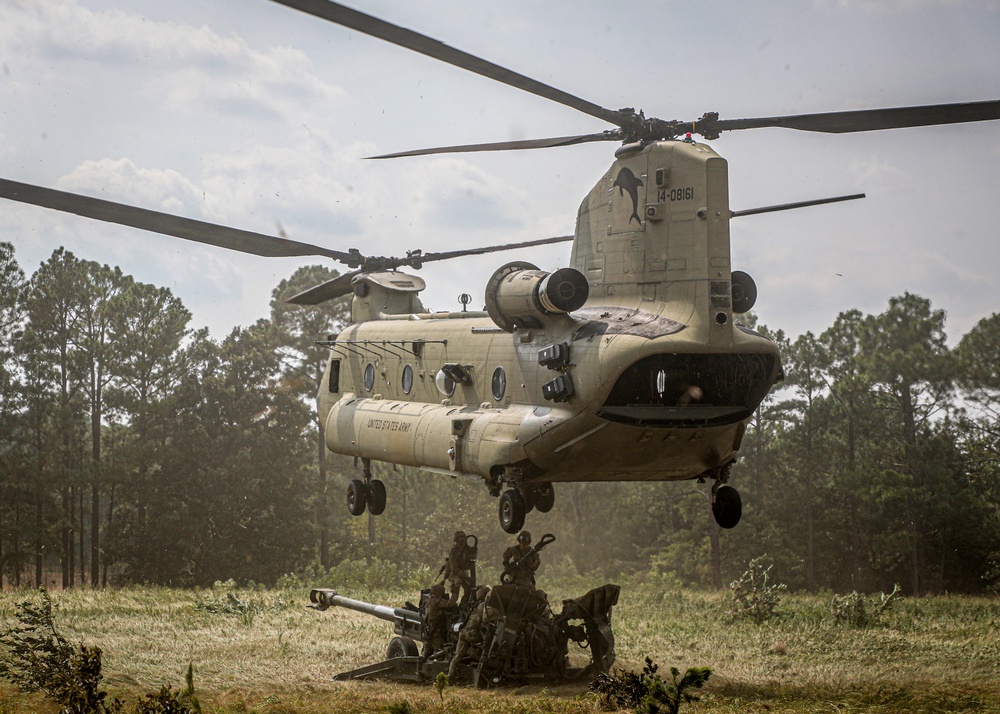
[502,531,540,588]
[443,531,475,603]
[447,587,498,683]
[422,584,458,660]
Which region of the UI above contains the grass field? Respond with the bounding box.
[1,581,998,713]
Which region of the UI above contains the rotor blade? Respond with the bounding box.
[284,270,360,305]
[366,132,619,159]
[269,0,624,127]
[0,178,355,262]
[713,100,1000,135]
[731,193,866,218]
[408,235,574,266]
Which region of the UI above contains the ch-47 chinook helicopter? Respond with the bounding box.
[2,1,999,535]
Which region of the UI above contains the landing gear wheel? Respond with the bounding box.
[520,488,536,513]
[534,483,555,513]
[347,479,368,517]
[386,635,418,659]
[712,485,742,529]
[498,489,526,534]
[368,479,387,516]
[731,271,757,314]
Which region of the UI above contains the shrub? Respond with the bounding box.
[0,588,124,713]
[590,657,711,713]
[729,556,786,623]
[831,585,902,627]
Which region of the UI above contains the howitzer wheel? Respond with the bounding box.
[498,489,526,533]
[386,635,419,659]
[368,479,387,516]
[347,479,368,517]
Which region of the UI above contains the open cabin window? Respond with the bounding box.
[328,359,341,393]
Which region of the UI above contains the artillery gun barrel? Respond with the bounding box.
[309,589,422,631]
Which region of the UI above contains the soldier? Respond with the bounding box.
[502,530,540,588]
[447,586,498,684]
[421,583,458,660]
[443,530,476,603]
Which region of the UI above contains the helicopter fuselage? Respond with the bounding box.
[319,139,783,532]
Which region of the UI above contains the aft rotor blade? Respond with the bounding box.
[269,0,624,127]
[714,100,1000,135]
[284,270,361,304]
[0,178,354,262]
[367,132,618,159]
[731,193,866,218]
[411,235,574,265]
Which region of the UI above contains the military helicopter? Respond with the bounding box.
[2,0,999,534]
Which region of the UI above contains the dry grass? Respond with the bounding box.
[1,583,999,713]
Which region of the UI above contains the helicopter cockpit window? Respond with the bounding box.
[491,366,506,401]
[364,363,375,392]
[402,364,414,394]
[328,359,341,394]
[435,368,456,397]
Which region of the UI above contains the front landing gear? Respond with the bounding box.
[346,458,387,518]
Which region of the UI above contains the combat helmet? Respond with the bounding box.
[517,530,531,544]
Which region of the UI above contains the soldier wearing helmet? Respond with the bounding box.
[443,530,477,603]
[447,584,499,683]
[501,530,540,588]
[421,582,458,660]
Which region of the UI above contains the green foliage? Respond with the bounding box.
[384,702,412,714]
[279,558,434,592]
[729,556,786,623]
[0,588,123,713]
[831,584,902,627]
[194,591,287,627]
[134,664,200,714]
[590,658,711,714]
[434,671,448,702]
[640,666,712,714]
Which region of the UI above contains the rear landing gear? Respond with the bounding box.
[346,458,387,518]
[497,482,555,532]
[712,484,742,529]
[499,489,525,534]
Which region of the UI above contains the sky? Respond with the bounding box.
[1,0,998,343]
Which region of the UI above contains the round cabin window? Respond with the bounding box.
[491,366,506,401]
[402,364,414,394]
[364,363,375,392]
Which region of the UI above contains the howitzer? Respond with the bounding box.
[310,581,621,688]
[309,589,426,658]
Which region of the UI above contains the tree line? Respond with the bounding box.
[1,242,997,594]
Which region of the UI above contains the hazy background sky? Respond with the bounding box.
[2,0,998,342]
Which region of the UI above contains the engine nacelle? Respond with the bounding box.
[485,261,589,332]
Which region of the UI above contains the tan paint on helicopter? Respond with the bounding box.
[318,141,780,493]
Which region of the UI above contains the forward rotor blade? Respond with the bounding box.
[284,270,361,305]
[410,234,574,265]
[714,100,1000,135]
[367,132,618,159]
[0,178,354,262]
[269,0,624,127]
